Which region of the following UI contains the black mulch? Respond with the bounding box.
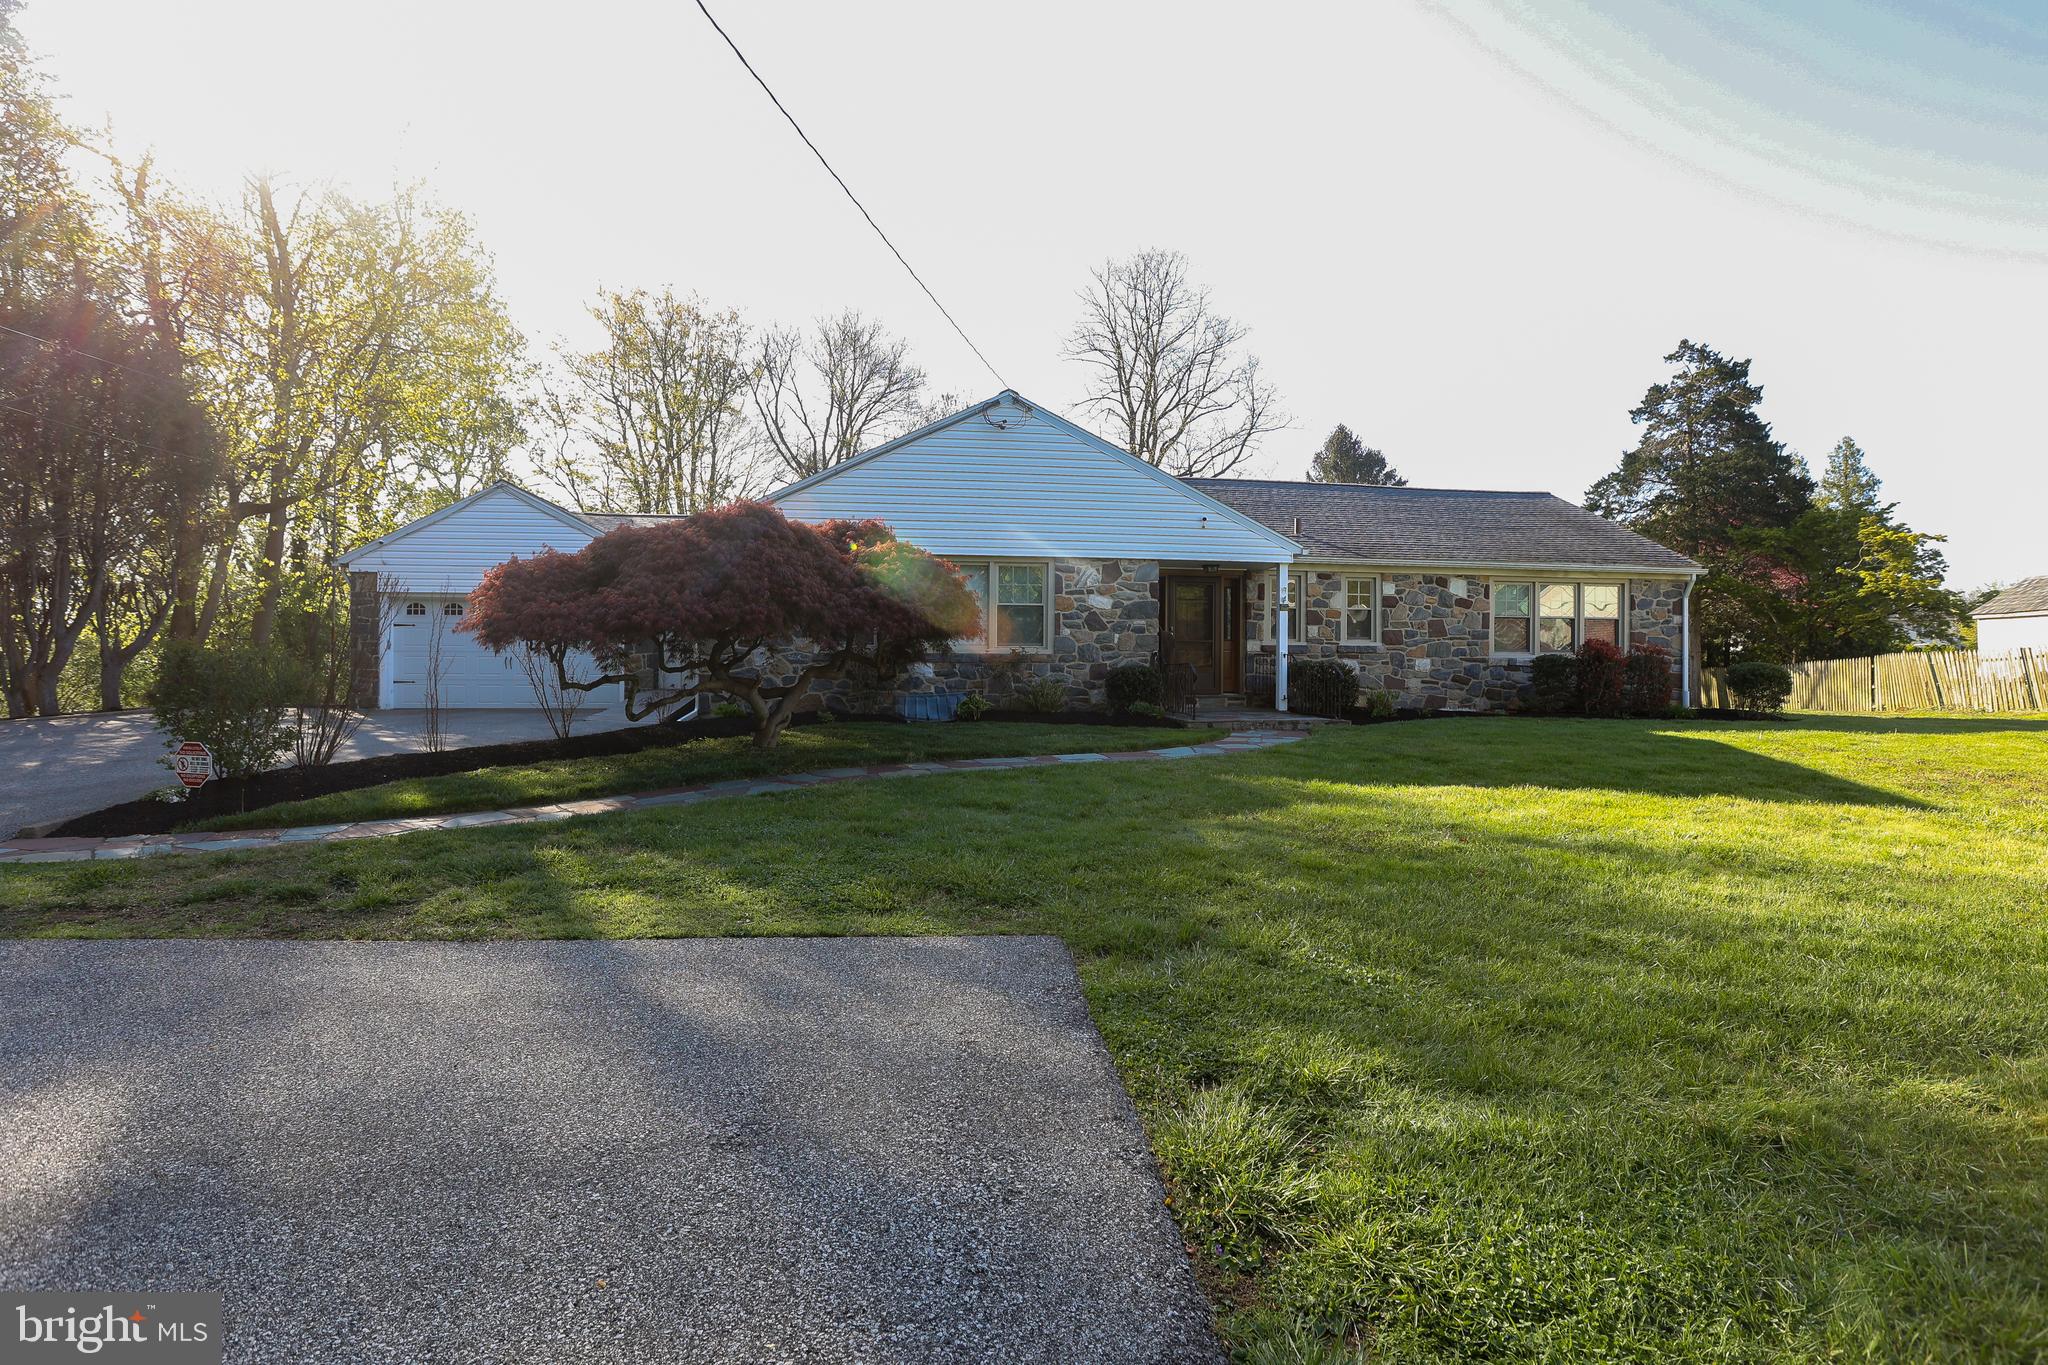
[47,709,1191,839]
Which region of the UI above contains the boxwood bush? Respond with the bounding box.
[1287,659,1360,718]
[1727,660,1794,713]
[1104,662,1164,715]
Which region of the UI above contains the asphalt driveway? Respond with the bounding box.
[0,937,1218,1363]
[0,707,645,839]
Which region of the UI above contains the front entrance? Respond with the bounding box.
[1162,573,1244,696]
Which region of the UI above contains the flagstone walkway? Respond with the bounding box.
[0,729,1305,864]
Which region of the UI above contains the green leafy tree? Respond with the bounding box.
[1308,425,1405,486]
[1587,341,1814,661]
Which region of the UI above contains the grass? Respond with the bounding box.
[182,721,1220,830]
[5,714,2047,1361]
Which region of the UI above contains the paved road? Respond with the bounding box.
[0,938,1219,1364]
[0,707,645,838]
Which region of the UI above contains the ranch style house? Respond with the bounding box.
[338,390,1703,715]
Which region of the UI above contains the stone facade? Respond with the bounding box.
[347,571,382,708]
[1246,571,1692,712]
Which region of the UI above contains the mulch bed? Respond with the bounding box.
[47,708,1193,840]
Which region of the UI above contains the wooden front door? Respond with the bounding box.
[1163,575,1243,695]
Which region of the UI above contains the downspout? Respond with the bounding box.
[1274,561,1290,712]
[1680,578,1694,707]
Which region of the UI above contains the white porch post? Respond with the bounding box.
[1274,561,1290,712]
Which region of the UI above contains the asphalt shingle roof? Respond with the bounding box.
[1975,576,2048,618]
[1182,479,1700,572]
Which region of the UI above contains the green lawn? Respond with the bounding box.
[184,721,1219,830]
[6,716,2047,1362]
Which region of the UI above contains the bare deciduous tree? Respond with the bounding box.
[752,310,928,481]
[1065,249,1286,478]
[536,288,764,515]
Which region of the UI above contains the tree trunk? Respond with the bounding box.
[250,499,290,647]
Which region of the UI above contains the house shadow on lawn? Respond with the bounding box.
[1782,713,2048,736]
[1291,718,1930,809]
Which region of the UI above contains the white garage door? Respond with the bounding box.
[386,596,617,709]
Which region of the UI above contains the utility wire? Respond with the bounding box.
[0,320,189,394]
[0,400,197,464]
[692,0,1010,390]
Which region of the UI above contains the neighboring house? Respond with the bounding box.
[1973,578,2048,653]
[340,390,1701,713]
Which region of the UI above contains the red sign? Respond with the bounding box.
[172,740,213,789]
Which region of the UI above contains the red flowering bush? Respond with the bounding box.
[1623,645,1674,716]
[466,502,978,747]
[1575,638,1627,717]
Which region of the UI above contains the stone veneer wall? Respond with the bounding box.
[709,558,1164,714]
[347,571,382,708]
[1246,571,1692,712]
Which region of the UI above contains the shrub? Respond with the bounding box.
[1575,639,1627,717]
[1019,677,1067,713]
[1361,690,1397,719]
[1104,662,1164,714]
[1127,700,1167,720]
[1528,653,1577,714]
[1727,660,1794,713]
[1288,659,1359,718]
[149,640,304,780]
[955,691,990,721]
[1624,646,1674,716]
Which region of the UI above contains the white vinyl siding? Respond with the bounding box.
[771,399,1297,562]
[342,485,596,592]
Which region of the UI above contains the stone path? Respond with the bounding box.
[0,729,1304,864]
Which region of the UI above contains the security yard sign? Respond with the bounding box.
[172,741,213,789]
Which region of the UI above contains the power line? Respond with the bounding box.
[0,401,196,464]
[0,320,188,394]
[692,0,1010,391]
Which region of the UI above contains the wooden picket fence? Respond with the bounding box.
[1701,649,2048,714]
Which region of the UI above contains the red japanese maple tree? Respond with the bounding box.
[464,502,979,747]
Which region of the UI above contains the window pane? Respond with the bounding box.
[1494,583,1531,618]
[957,564,989,645]
[1345,606,1373,641]
[996,564,1044,605]
[996,604,1045,647]
[1584,584,1620,619]
[1540,583,1577,617]
[1538,616,1577,653]
[1290,574,1306,641]
[1493,616,1531,653]
[1584,617,1620,647]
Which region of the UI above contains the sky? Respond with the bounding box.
[18,0,2048,589]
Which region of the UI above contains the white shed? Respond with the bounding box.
[1973,577,2048,655]
[338,483,625,710]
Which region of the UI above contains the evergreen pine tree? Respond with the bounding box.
[1308,425,1406,485]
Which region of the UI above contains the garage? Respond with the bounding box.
[387,595,535,709]
[339,482,637,711]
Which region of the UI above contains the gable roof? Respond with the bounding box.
[1975,576,2048,618]
[766,391,1300,557]
[1182,479,1703,574]
[337,481,596,566]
